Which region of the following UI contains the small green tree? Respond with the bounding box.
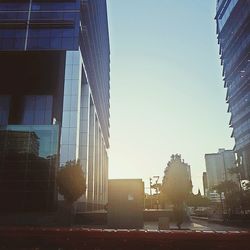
[212,180,240,216]
[57,160,86,204]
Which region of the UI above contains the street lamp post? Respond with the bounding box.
[149,177,152,209]
[153,176,160,209]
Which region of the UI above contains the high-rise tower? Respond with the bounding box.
[0,0,110,213]
[215,0,250,179]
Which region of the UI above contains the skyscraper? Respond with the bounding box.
[215,0,250,179]
[0,0,110,213]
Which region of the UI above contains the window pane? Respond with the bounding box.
[0,95,11,125]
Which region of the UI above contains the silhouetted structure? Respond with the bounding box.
[108,179,144,229]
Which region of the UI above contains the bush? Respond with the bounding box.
[57,160,86,204]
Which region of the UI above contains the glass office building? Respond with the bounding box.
[215,0,250,179]
[0,0,110,212]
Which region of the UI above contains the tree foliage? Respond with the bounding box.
[186,193,210,208]
[242,189,250,209]
[228,166,242,175]
[57,160,86,204]
[161,154,192,206]
[212,180,239,196]
[151,183,162,192]
[212,180,240,214]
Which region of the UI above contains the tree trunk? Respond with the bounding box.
[57,200,73,226]
[220,194,224,217]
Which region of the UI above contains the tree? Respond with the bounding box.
[212,182,225,214]
[186,193,210,208]
[228,166,242,176]
[57,160,86,204]
[161,154,192,228]
[212,180,240,216]
[242,189,250,209]
[162,154,192,206]
[151,183,162,193]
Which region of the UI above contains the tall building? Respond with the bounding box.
[215,0,250,179]
[202,172,208,196]
[205,149,237,189]
[0,0,110,213]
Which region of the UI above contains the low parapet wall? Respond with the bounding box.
[143,209,174,221]
[0,227,249,250]
[76,209,174,225]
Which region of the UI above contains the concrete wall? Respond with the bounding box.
[108,179,144,229]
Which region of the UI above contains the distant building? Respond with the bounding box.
[202,172,208,197]
[215,0,250,179]
[205,148,237,189]
[208,191,224,203]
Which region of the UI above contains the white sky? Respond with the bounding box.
[107,0,234,194]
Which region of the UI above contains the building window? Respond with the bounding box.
[22,95,53,125]
[0,95,11,125]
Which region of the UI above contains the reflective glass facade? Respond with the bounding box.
[0,125,59,212]
[0,0,110,213]
[22,95,53,125]
[0,95,10,125]
[216,0,239,32]
[0,0,80,50]
[216,0,250,178]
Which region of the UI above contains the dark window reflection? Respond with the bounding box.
[22,95,53,125]
[0,95,11,125]
[0,125,59,212]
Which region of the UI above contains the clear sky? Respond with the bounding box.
[106,0,234,194]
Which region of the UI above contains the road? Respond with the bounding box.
[191,218,249,231]
[144,218,250,231]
